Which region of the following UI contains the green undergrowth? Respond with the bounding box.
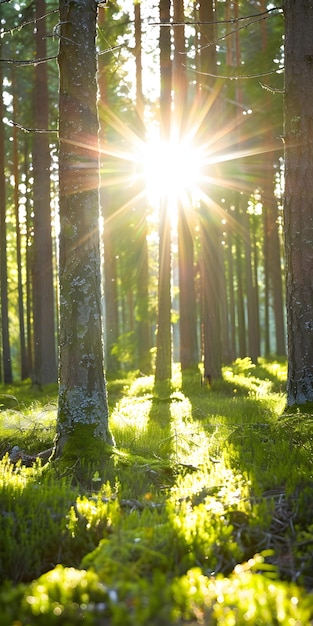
[1,358,313,624]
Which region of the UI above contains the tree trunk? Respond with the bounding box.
[200,209,222,381]
[24,140,34,377]
[263,201,271,355]
[32,0,57,386]
[284,1,313,405]
[198,0,223,381]
[226,229,236,360]
[243,208,260,363]
[12,69,28,380]
[155,0,172,382]
[0,52,13,384]
[98,8,120,374]
[55,0,114,459]
[235,198,246,358]
[134,0,151,373]
[174,0,198,371]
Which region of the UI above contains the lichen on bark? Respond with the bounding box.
[55,0,114,459]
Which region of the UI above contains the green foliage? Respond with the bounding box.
[1,360,313,624]
[173,564,313,625]
[111,331,137,369]
[0,457,75,583]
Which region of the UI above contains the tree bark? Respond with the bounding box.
[98,8,120,374]
[134,0,151,373]
[174,0,198,371]
[0,51,13,384]
[155,0,172,382]
[32,0,57,386]
[197,0,223,381]
[55,0,114,458]
[12,68,28,380]
[284,0,313,405]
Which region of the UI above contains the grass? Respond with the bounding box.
[0,358,313,624]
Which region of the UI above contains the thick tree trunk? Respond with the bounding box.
[55,0,114,458]
[284,1,313,405]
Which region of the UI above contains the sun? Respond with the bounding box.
[140,133,205,214]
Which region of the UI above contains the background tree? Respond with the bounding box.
[154,0,172,383]
[32,0,57,386]
[0,1,287,385]
[284,0,313,405]
[0,52,13,384]
[173,0,199,372]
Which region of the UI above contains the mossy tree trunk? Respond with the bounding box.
[284,1,313,405]
[54,0,114,459]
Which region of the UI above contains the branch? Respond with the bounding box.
[98,44,123,56]
[8,121,58,134]
[9,445,54,467]
[149,6,283,27]
[260,82,284,94]
[188,66,284,81]
[0,55,57,66]
[0,9,58,36]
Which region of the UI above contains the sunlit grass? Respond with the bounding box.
[2,359,313,624]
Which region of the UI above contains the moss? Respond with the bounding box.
[53,423,115,483]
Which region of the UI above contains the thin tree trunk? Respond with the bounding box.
[12,69,28,380]
[227,230,237,360]
[198,0,223,381]
[32,0,57,386]
[98,8,120,373]
[173,0,198,371]
[235,199,246,358]
[243,208,260,363]
[0,52,13,384]
[134,0,151,373]
[263,202,270,355]
[155,0,172,382]
[24,140,34,377]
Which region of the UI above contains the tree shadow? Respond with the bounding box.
[147,379,173,460]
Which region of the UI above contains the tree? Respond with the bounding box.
[0,51,13,384]
[154,0,172,383]
[12,68,28,380]
[173,0,198,371]
[32,0,57,386]
[54,0,114,459]
[284,1,313,405]
[197,0,223,381]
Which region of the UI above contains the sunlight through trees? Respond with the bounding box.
[2,0,311,411]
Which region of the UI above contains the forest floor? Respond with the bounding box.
[1,358,313,624]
